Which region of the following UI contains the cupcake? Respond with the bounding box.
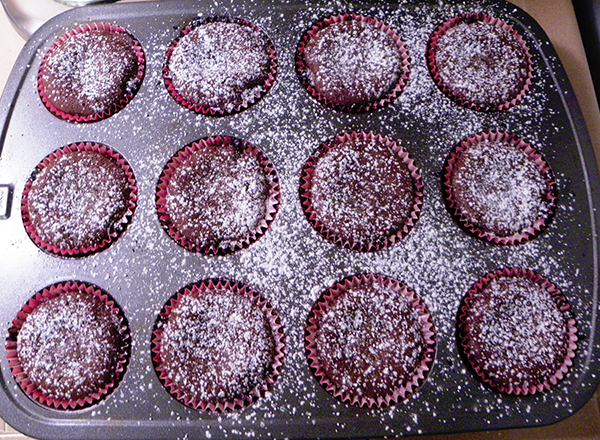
[299,131,423,252]
[164,16,277,115]
[5,281,130,410]
[305,273,436,408]
[296,13,410,112]
[38,22,145,122]
[21,142,138,257]
[151,279,286,413]
[443,131,556,244]
[427,13,533,111]
[156,136,280,255]
[458,268,577,395]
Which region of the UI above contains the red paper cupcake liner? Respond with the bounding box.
[5,281,131,410]
[427,13,533,112]
[163,16,278,116]
[457,268,578,395]
[21,142,138,258]
[443,131,556,245]
[156,136,280,255]
[295,13,411,113]
[305,273,436,408]
[151,278,286,413]
[299,131,423,252]
[38,22,145,123]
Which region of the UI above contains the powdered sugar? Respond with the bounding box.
[157,287,276,407]
[448,137,553,238]
[167,20,274,114]
[431,17,531,108]
[24,149,133,251]
[462,275,571,391]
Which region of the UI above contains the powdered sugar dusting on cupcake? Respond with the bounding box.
[167,20,274,114]
[462,275,571,392]
[431,18,531,109]
[449,137,553,239]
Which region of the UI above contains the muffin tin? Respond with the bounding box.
[0,0,599,438]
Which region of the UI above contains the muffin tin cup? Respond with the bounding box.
[163,16,278,116]
[20,142,138,258]
[150,278,286,413]
[304,273,436,408]
[295,13,411,113]
[427,12,534,112]
[155,136,281,255]
[299,131,423,252]
[37,22,146,123]
[443,131,557,245]
[457,267,578,395]
[5,281,131,410]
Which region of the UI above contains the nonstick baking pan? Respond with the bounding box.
[0,0,599,438]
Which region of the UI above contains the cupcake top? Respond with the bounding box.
[296,13,410,112]
[427,13,533,111]
[458,268,577,395]
[300,131,422,252]
[6,282,130,409]
[164,17,277,115]
[305,274,436,408]
[38,23,145,122]
[156,136,279,255]
[444,131,555,244]
[21,143,137,257]
[152,279,285,412]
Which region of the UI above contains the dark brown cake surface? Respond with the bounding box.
[305,274,435,407]
[301,132,420,251]
[39,27,142,118]
[158,137,278,254]
[23,146,134,254]
[298,16,407,109]
[15,288,128,402]
[429,16,531,110]
[459,271,574,393]
[446,135,553,241]
[156,285,277,408]
[166,19,275,114]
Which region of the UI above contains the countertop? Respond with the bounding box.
[0,0,599,439]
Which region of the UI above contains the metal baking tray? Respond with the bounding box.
[0,0,599,438]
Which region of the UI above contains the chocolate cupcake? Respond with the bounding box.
[299,131,423,252]
[427,13,533,111]
[38,23,145,122]
[164,16,277,115]
[296,13,410,112]
[5,281,130,410]
[305,273,436,408]
[458,268,577,395]
[156,136,280,255]
[443,131,556,244]
[21,142,138,257]
[151,279,286,413]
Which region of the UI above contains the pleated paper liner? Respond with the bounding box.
[296,13,410,113]
[38,22,145,122]
[457,268,577,395]
[151,279,286,413]
[5,281,131,410]
[299,131,423,252]
[427,12,533,111]
[443,131,556,244]
[163,16,278,116]
[305,273,436,408]
[156,136,280,255]
[21,142,138,258]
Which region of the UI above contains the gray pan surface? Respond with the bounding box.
[0,0,599,438]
